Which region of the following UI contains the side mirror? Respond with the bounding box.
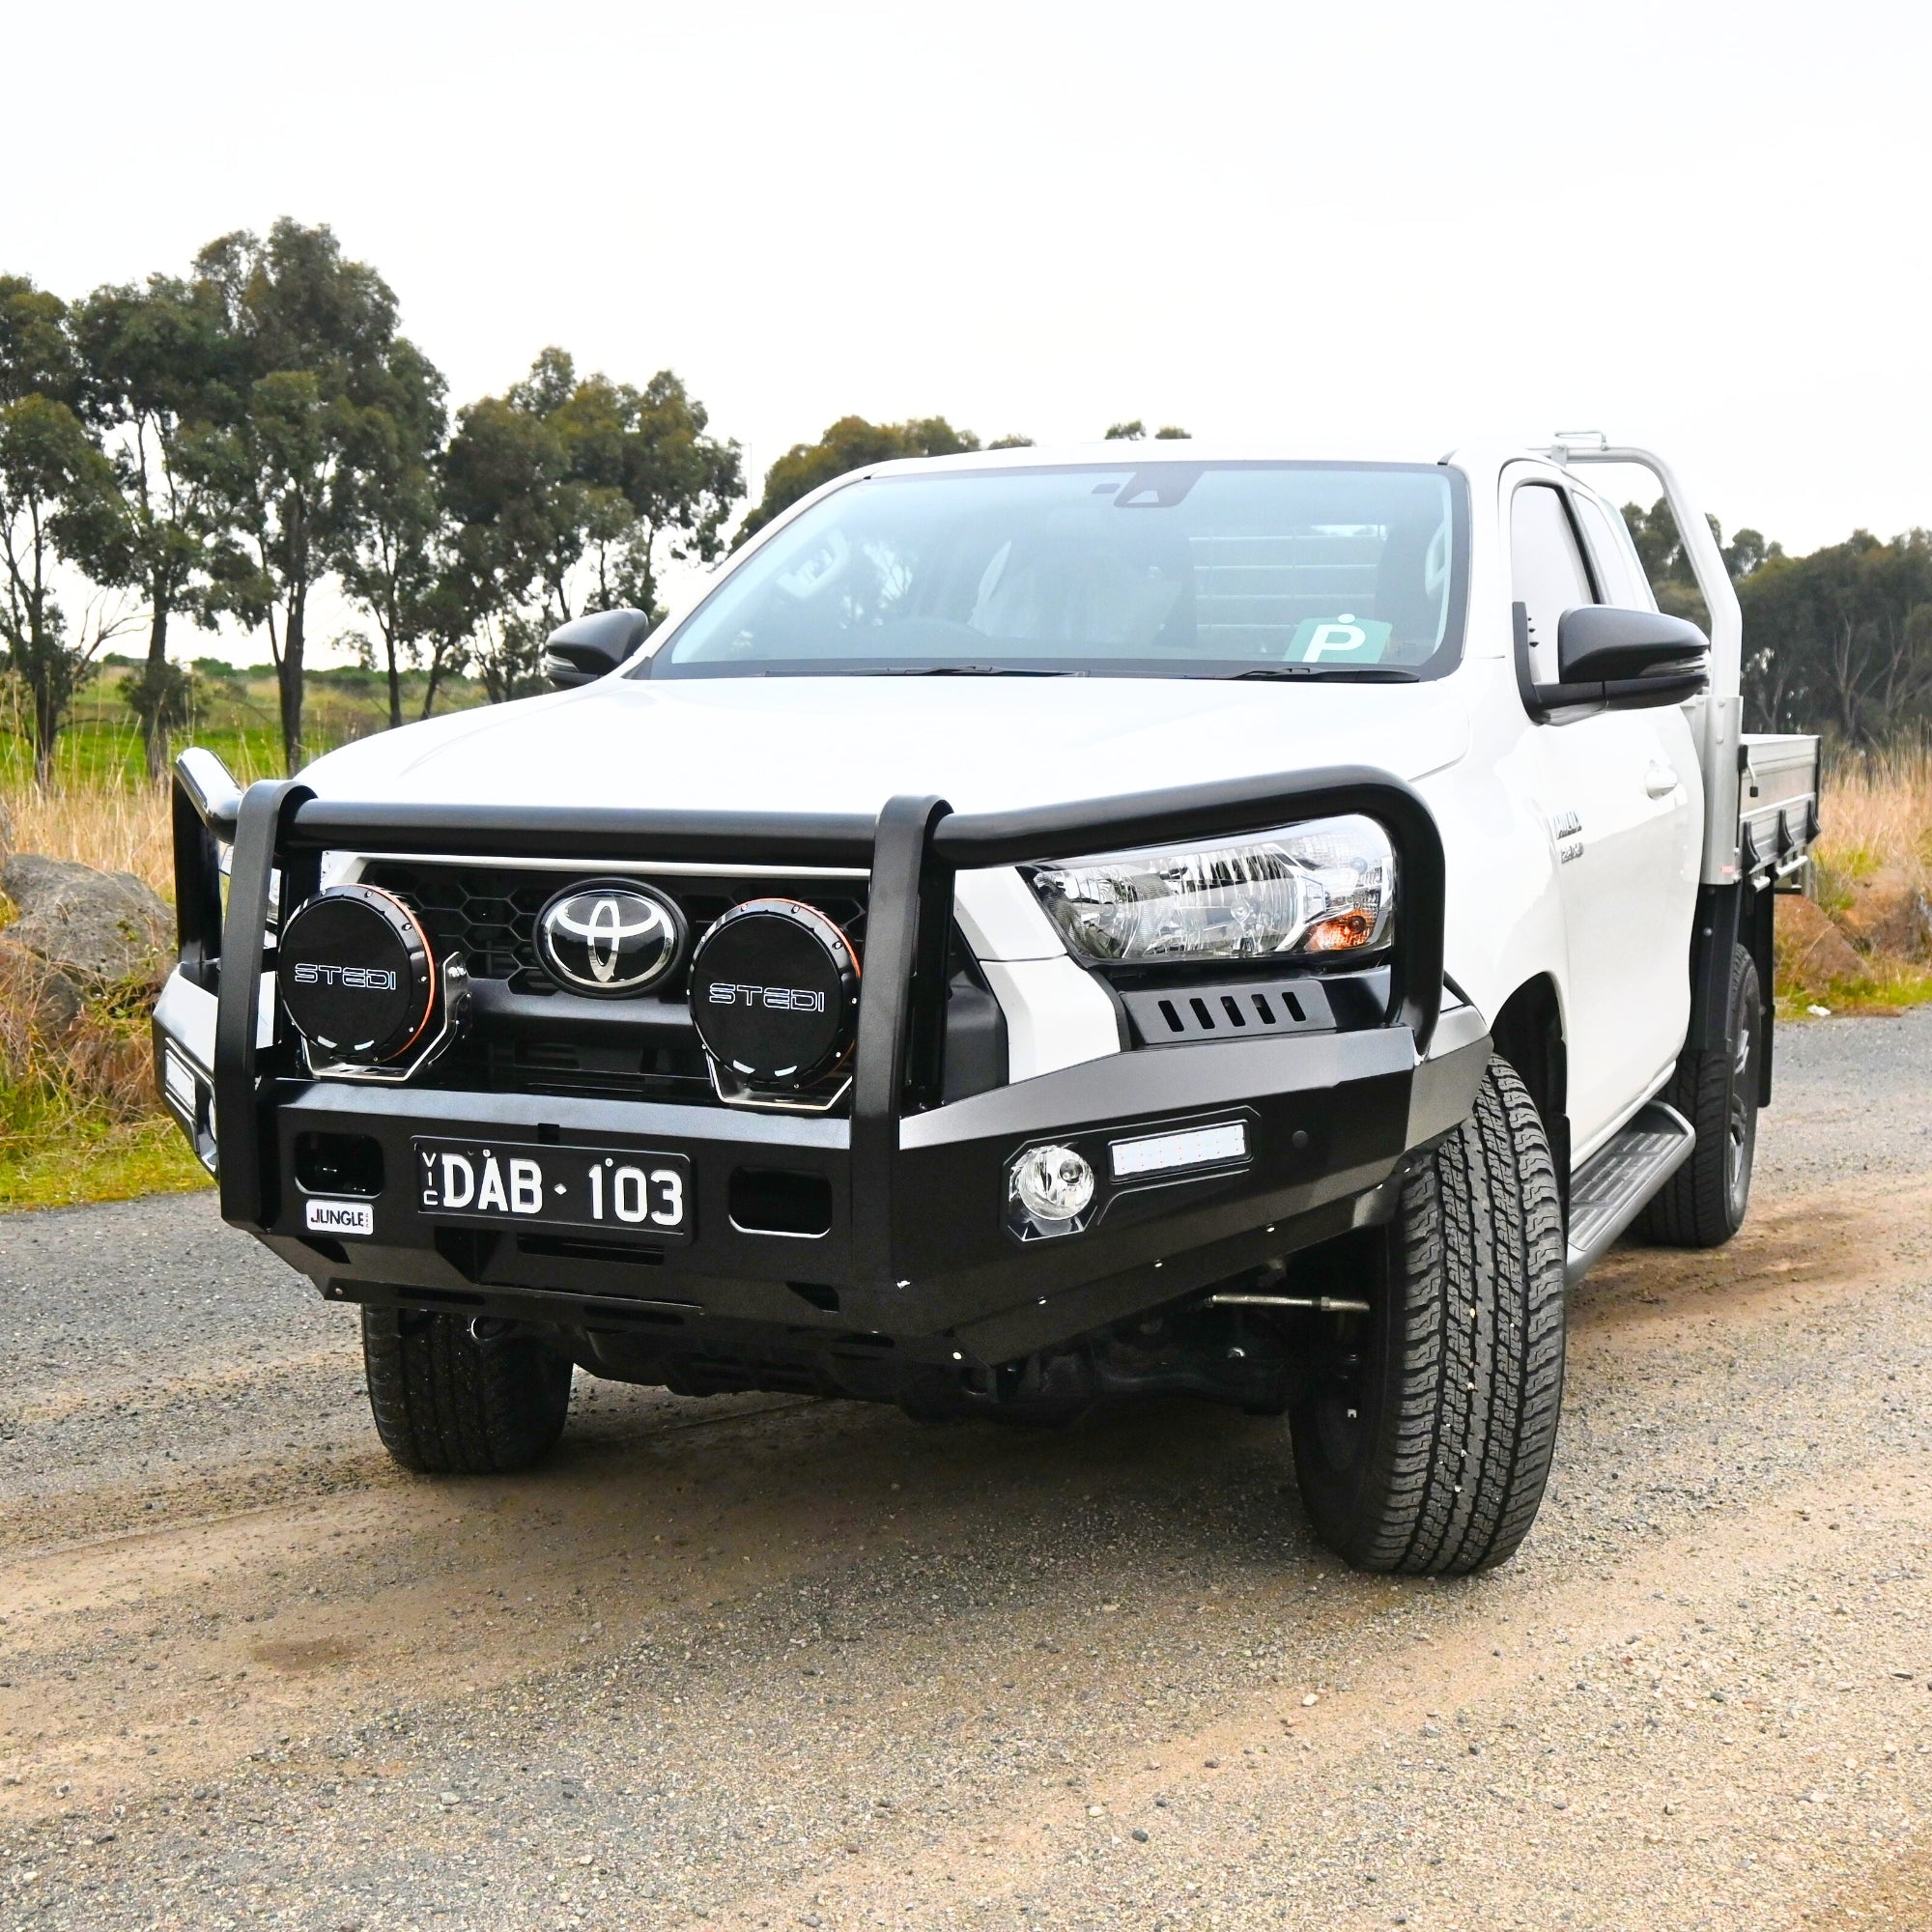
[1514,602,1709,719]
[544,608,652,688]
[1557,605,1708,683]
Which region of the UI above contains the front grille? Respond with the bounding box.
[357,861,868,998]
[354,860,869,1106]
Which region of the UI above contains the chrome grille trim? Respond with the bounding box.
[340,852,868,881]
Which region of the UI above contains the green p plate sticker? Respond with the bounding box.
[1288,613,1393,665]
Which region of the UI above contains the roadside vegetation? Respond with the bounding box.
[2,696,1926,1212]
[0,667,473,1208]
[1775,739,1932,1017]
[0,915,200,1212]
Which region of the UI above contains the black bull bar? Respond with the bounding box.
[177,764,1446,1295]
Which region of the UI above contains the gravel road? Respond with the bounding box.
[0,1013,1928,1931]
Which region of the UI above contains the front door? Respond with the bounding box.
[1507,472,1700,1156]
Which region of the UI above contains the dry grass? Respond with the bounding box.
[1762,741,1932,1017]
[1810,740,1932,896]
[2,778,175,897]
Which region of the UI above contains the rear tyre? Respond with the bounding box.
[1639,943,1761,1248]
[1289,1055,1567,1576]
[362,1308,574,1474]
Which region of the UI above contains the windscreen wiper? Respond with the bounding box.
[1219,665,1422,683]
[860,665,1080,676]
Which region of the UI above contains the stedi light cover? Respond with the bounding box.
[1024,814,1395,965]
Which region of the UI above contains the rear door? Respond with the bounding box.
[1507,470,1700,1155]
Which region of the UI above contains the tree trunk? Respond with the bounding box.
[1833,620,1861,747]
[280,582,308,773]
[31,674,59,794]
[384,631,403,732]
[142,586,172,785]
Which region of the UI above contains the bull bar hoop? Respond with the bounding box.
[175,755,1447,1288]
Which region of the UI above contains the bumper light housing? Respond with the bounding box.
[1008,1143,1098,1240]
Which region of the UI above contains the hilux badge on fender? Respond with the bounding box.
[535,880,685,997]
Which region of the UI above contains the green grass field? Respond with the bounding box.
[0,1101,212,1211]
[0,659,487,792]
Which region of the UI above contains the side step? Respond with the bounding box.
[1565,1101,1695,1285]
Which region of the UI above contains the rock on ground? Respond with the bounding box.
[0,934,87,1046]
[0,852,173,991]
[1836,866,1932,962]
[1775,891,1864,983]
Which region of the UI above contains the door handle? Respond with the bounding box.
[1644,764,1680,799]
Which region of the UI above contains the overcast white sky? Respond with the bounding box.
[12,0,1931,662]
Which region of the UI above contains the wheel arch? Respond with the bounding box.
[1488,972,1570,1207]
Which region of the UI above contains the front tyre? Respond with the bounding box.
[1290,1055,1567,1576]
[362,1308,574,1474]
[1639,943,1761,1248]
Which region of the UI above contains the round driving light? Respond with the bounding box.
[686,897,861,1089]
[278,885,438,1065]
[1010,1144,1096,1224]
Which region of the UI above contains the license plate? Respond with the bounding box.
[412,1137,693,1242]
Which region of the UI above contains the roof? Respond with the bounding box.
[859,438,1460,474]
[848,439,1567,485]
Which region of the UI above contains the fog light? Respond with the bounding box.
[1011,1145,1095,1225]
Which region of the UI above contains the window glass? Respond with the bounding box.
[650,464,1467,679]
[1573,494,1652,610]
[1509,484,1597,683]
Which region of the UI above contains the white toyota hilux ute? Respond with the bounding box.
[157,436,1819,1576]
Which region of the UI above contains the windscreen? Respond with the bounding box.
[650,462,1465,679]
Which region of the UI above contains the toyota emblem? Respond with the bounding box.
[534,880,686,997]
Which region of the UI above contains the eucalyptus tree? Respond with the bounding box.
[444,348,743,701]
[549,364,744,620]
[194,218,423,770]
[736,414,976,547]
[1102,420,1190,441]
[1737,529,1932,743]
[0,277,134,787]
[439,384,565,703]
[330,336,450,729]
[410,568,480,720]
[72,273,242,779]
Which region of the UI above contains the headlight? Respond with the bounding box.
[1025,814,1395,964]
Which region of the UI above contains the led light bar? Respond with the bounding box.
[1109,1121,1248,1180]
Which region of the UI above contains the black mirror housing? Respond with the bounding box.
[1514,600,1710,720]
[544,608,653,689]
[1557,605,1709,683]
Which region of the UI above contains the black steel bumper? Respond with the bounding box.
[164,756,1488,1369]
